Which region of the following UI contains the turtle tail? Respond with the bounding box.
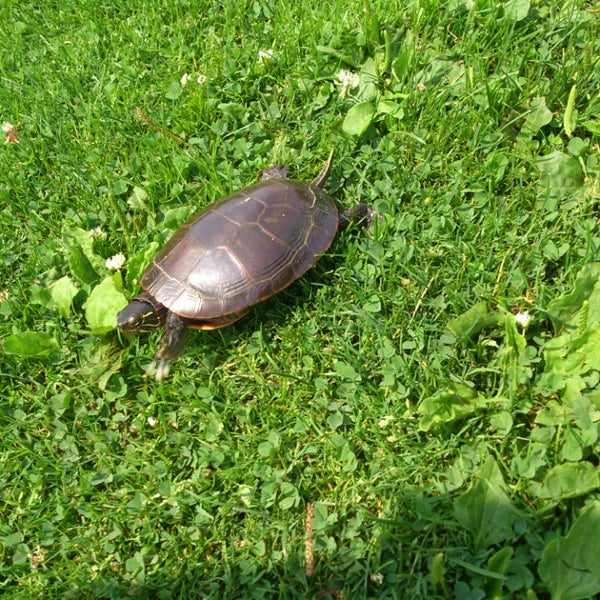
[312,149,335,188]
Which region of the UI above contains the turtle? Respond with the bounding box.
[117,151,374,381]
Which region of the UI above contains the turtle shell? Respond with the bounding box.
[140,179,339,324]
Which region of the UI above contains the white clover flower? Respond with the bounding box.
[197,74,207,85]
[370,573,384,585]
[2,122,20,144]
[0,290,8,302]
[180,73,191,86]
[258,49,275,64]
[89,226,106,240]
[147,416,158,427]
[336,69,360,98]
[514,310,532,329]
[378,415,394,429]
[105,253,125,270]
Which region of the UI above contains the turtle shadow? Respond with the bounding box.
[183,247,350,373]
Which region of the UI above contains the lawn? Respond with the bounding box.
[1,0,599,598]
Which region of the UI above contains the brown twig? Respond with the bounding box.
[304,502,315,577]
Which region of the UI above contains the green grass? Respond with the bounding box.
[1,0,600,598]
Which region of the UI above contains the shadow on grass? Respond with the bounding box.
[79,493,447,600]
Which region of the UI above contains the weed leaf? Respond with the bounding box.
[165,81,182,100]
[546,263,600,331]
[446,301,500,341]
[539,502,600,600]
[536,151,585,210]
[454,457,527,551]
[80,341,124,390]
[533,462,600,500]
[356,58,379,102]
[83,276,128,333]
[521,97,553,137]
[503,0,530,22]
[2,331,60,359]
[46,275,79,318]
[484,546,513,598]
[342,102,376,136]
[63,228,103,285]
[125,242,159,291]
[418,383,485,431]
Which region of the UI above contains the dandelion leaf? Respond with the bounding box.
[547,263,600,332]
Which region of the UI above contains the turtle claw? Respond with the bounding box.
[142,312,187,381]
[144,357,173,382]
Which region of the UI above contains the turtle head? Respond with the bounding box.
[117,293,167,333]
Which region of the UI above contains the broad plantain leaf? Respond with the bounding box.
[418,383,485,431]
[539,502,600,600]
[536,150,585,211]
[46,275,79,317]
[2,331,60,359]
[533,462,600,500]
[84,276,128,334]
[446,301,500,341]
[342,102,376,136]
[454,457,527,551]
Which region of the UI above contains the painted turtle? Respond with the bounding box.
[117,152,373,380]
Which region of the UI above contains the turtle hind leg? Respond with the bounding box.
[339,203,378,230]
[145,311,188,381]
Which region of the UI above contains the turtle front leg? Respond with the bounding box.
[145,310,188,381]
